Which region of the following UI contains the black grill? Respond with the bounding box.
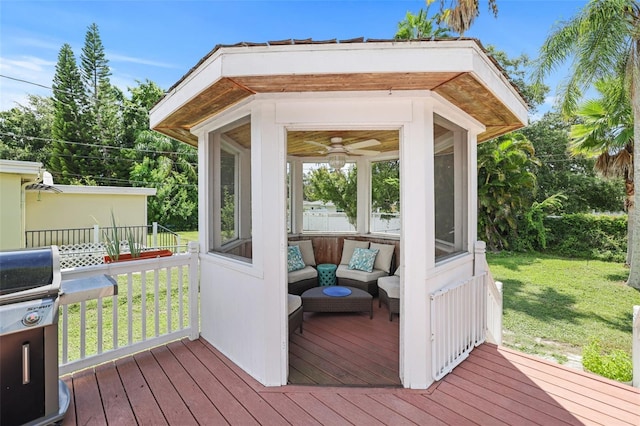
[0,246,116,426]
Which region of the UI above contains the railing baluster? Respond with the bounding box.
[112,294,118,350]
[62,305,68,364]
[80,301,86,360]
[166,267,172,333]
[141,270,147,341]
[127,274,133,345]
[97,298,103,354]
[178,265,184,329]
[154,269,160,337]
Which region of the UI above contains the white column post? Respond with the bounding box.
[93,224,100,244]
[401,99,435,389]
[188,241,200,340]
[474,241,487,276]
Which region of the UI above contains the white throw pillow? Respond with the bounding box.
[370,242,395,273]
[340,239,369,265]
[289,240,316,266]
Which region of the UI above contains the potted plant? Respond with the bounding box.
[103,212,173,263]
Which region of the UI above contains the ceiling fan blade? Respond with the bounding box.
[349,149,380,156]
[348,139,380,150]
[304,140,328,149]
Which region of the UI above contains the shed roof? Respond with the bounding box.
[150,38,528,147]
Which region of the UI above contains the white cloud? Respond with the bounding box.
[15,37,61,51]
[0,54,56,110]
[107,52,179,69]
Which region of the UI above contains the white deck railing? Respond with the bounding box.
[486,269,503,346]
[431,274,487,380]
[58,242,199,375]
[633,305,639,388]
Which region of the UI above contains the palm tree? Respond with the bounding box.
[437,0,499,36]
[477,133,540,250]
[570,77,634,263]
[395,3,450,39]
[533,0,640,288]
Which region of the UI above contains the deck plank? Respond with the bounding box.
[133,350,198,425]
[166,339,256,425]
[289,339,378,385]
[312,392,387,425]
[342,393,417,426]
[70,369,107,426]
[184,338,289,425]
[115,355,169,425]
[368,392,448,425]
[458,358,584,425]
[94,363,137,425]
[286,392,351,425]
[259,392,323,426]
[150,344,227,424]
[436,379,540,426]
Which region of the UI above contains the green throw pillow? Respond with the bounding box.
[287,245,305,272]
[348,247,379,273]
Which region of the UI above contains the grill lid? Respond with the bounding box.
[0,246,61,305]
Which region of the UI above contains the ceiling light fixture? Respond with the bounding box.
[328,154,346,170]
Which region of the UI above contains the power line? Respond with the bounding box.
[0,131,196,157]
[0,74,160,115]
[47,171,197,189]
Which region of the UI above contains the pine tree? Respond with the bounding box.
[49,43,87,183]
[80,23,124,184]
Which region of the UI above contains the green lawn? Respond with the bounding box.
[488,251,640,363]
[177,230,199,245]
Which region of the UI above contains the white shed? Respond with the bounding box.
[150,39,527,389]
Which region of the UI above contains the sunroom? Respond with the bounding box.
[150,38,527,389]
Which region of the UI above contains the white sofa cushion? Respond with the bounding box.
[340,240,370,265]
[289,240,316,266]
[288,294,302,315]
[336,264,387,282]
[288,265,317,283]
[370,242,395,273]
[378,275,400,299]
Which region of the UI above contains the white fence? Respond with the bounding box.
[633,305,639,388]
[58,242,199,375]
[431,274,487,380]
[303,211,400,234]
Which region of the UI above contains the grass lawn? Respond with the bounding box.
[178,230,199,245]
[488,251,640,364]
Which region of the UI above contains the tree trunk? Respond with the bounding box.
[626,177,634,266]
[626,67,640,289]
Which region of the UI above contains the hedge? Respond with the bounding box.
[543,214,627,262]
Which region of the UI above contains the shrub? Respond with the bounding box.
[582,339,632,382]
[544,214,627,261]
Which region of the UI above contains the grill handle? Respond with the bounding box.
[22,343,30,384]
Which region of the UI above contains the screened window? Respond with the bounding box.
[302,162,356,233]
[210,117,252,262]
[434,115,467,262]
[370,159,400,235]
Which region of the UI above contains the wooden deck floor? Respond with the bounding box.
[289,300,401,386]
[61,309,640,425]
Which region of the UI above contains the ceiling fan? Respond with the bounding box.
[304,137,381,169]
[304,137,381,156]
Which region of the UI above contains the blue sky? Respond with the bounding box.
[0,0,586,115]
